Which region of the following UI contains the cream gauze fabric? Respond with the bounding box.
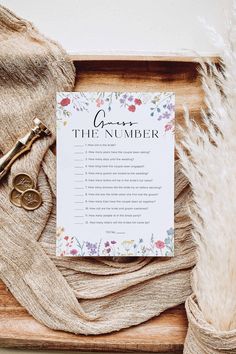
[184,295,236,354]
[0,5,195,334]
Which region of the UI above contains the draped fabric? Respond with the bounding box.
[0,5,195,335]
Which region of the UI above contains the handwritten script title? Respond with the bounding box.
[72,109,159,139]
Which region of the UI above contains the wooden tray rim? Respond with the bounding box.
[70,53,219,63]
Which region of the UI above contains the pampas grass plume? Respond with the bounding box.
[178,4,236,331]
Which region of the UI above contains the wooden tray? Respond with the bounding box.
[0,56,204,352]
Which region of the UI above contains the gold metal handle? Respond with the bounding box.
[0,118,51,181]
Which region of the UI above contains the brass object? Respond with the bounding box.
[9,188,22,207]
[9,172,42,210]
[9,175,42,211]
[0,118,51,181]
[13,173,34,192]
[21,189,42,211]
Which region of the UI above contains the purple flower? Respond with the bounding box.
[167,103,174,111]
[106,248,111,253]
[86,241,98,255]
[111,240,117,244]
[163,111,171,119]
[128,96,133,101]
[105,241,110,247]
[158,111,171,120]
[90,247,97,255]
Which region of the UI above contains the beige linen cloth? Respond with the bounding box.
[184,295,236,354]
[0,5,195,335]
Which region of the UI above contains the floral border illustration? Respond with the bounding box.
[56,92,175,257]
[56,92,175,134]
[56,227,174,257]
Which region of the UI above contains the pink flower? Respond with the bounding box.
[70,249,78,255]
[165,124,172,132]
[96,98,104,107]
[155,240,165,249]
[134,98,142,105]
[64,236,69,240]
[60,97,70,106]
[128,105,136,112]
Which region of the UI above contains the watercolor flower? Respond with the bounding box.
[128,105,136,112]
[70,249,78,255]
[165,123,173,132]
[167,227,174,236]
[162,111,171,119]
[122,240,134,246]
[96,98,104,107]
[167,103,174,111]
[155,240,165,249]
[104,241,110,247]
[64,236,69,241]
[85,242,98,255]
[121,240,135,253]
[60,97,70,106]
[134,98,142,105]
[56,226,64,237]
[111,240,117,245]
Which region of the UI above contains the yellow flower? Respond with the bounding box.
[121,240,134,246]
[56,226,64,237]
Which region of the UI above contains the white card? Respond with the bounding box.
[56,92,174,256]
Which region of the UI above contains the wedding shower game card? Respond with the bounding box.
[56,92,174,257]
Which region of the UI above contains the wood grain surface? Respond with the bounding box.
[0,58,204,352]
[0,279,186,352]
[70,53,218,63]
